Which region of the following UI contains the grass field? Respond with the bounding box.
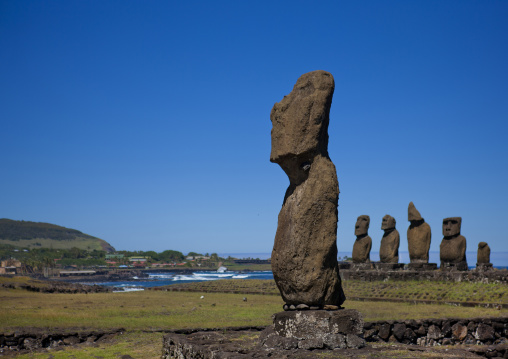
[0,237,107,251]
[164,278,508,305]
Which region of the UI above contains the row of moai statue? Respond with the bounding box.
[351,202,492,271]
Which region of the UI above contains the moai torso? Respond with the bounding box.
[407,202,431,263]
[379,215,399,263]
[270,71,345,307]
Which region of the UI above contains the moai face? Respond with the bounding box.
[442,217,461,238]
[355,215,370,236]
[381,215,396,230]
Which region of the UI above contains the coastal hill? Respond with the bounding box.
[0,219,115,252]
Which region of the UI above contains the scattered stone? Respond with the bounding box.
[407,202,432,263]
[475,323,495,341]
[379,215,400,263]
[352,215,372,263]
[452,323,468,341]
[392,323,406,341]
[296,304,309,310]
[427,325,442,340]
[298,338,324,350]
[323,305,339,311]
[378,324,391,341]
[346,334,366,348]
[440,217,467,270]
[270,70,345,307]
[323,333,346,349]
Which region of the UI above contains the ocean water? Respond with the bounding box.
[82,251,508,292]
[87,270,274,292]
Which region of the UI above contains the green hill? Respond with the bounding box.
[0,219,115,252]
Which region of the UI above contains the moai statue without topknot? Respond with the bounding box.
[263,70,364,350]
[352,215,372,265]
[440,217,468,271]
[378,215,402,270]
[476,242,492,271]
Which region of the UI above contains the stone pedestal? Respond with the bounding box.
[350,263,375,271]
[440,261,468,271]
[260,309,365,350]
[338,262,351,270]
[476,263,493,271]
[374,262,404,271]
[407,263,438,271]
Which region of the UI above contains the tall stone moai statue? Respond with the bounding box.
[440,217,467,271]
[407,202,432,263]
[270,70,345,308]
[352,215,372,264]
[477,242,492,270]
[379,215,400,263]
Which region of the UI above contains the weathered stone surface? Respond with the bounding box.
[392,323,406,341]
[427,325,442,340]
[475,323,495,341]
[270,70,344,307]
[440,217,467,270]
[407,202,432,263]
[273,310,364,340]
[352,215,372,263]
[379,215,400,263]
[378,323,391,341]
[452,323,468,341]
[477,242,491,264]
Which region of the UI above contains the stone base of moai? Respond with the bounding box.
[440,261,468,271]
[260,309,365,350]
[406,263,438,271]
[338,261,351,270]
[476,263,493,271]
[350,262,375,271]
[374,262,404,271]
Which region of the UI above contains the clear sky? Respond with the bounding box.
[1,1,507,256]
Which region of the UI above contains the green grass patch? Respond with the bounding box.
[165,278,508,305]
[1,286,506,333]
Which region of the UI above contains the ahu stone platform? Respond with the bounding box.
[340,267,508,283]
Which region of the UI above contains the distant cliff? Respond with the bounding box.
[0,219,115,252]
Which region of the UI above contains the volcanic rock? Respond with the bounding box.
[477,242,491,264]
[407,202,432,263]
[440,217,467,270]
[379,215,400,263]
[352,215,372,263]
[270,70,344,307]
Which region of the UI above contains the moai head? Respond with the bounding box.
[381,215,396,231]
[270,71,334,186]
[442,217,461,238]
[478,242,488,250]
[408,202,423,223]
[355,215,370,236]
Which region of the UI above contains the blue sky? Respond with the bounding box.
[1,1,507,257]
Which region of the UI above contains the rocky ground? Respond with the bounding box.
[162,329,500,358]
